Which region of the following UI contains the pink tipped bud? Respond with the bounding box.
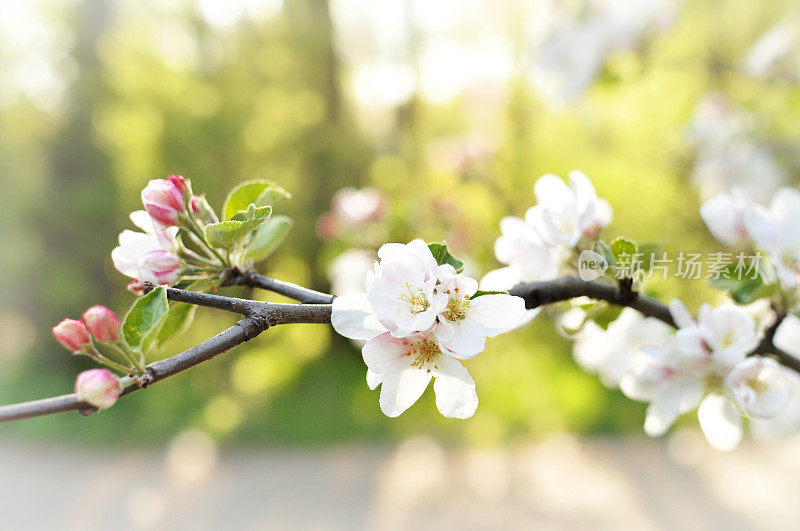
[52,319,92,353]
[168,174,193,197]
[141,179,185,226]
[75,369,122,410]
[190,195,202,214]
[81,305,121,342]
[137,250,182,285]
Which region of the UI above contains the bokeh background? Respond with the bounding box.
[1,0,800,528]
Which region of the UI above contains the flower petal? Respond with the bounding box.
[379,358,432,417]
[432,356,478,419]
[362,333,407,374]
[698,393,743,451]
[466,294,527,336]
[331,293,385,341]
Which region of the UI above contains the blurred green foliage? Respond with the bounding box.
[0,0,798,447]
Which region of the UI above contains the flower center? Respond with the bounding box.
[719,330,737,349]
[398,283,430,314]
[406,339,441,372]
[704,372,723,391]
[443,296,470,322]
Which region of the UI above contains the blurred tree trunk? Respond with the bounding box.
[284,0,370,291]
[36,0,118,368]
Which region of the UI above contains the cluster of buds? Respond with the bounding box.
[114,174,226,293]
[53,305,143,409]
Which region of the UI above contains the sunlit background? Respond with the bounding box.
[1,0,800,528]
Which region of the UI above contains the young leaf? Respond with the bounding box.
[710,265,774,304]
[609,237,637,262]
[428,242,464,272]
[123,287,169,350]
[154,278,217,347]
[246,215,294,262]
[593,240,616,268]
[205,203,272,249]
[470,290,508,299]
[222,179,291,220]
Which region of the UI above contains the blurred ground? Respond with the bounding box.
[2,432,798,530]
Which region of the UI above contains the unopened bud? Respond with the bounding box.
[52,319,92,353]
[75,369,122,410]
[137,250,182,285]
[81,305,121,342]
[141,179,185,226]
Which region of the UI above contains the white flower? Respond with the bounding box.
[620,300,760,450]
[525,171,612,248]
[111,211,178,279]
[331,240,527,418]
[331,187,385,225]
[742,23,797,81]
[726,356,790,418]
[745,187,800,288]
[482,216,561,291]
[362,332,478,418]
[433,265,526,358]
[751,316,800,440]
[669,300,759,370]
[573,308,672,388]
[699,189,752,247]
[365,239,447,338]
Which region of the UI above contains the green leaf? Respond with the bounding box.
[205,203,272,249]
[470,290,508,299]
[122,287,169,350]
[428,242,464,273]
[609,237,639,277]
[592,240,616,268]
[592,304,624,329]
[222,179,291,220]
[710,265,775,304]
[154,278,217,346]
[246,215,294,262]
[155,302,197,347]
[610,237,637,262]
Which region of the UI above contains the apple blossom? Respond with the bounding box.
[726,356,790,418]
[52,319,92,353]
[137,250,182,285]
[573,308,673,388]
[362,332,478,418]
[433,264,526,357]
[75,369,122,410]
[700,189,752,247]
[620,300,761,450]
[525,171,612,248]
[745,187,800,288]
[111,210,178,279]
[168,174,192,198]
[365,239,447,338]
[81,305,121,343]
[751,316,800,440]
[141,178,185,226]
[481,216,560,292]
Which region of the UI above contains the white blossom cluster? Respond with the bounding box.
[331,240,526,419]
[481,170,612,316]
[575,301,791,450]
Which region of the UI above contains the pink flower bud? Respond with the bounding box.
[168,174,193,198]
[75,369,122,410]
[81,305,121,342]
[141,179,185,226]
[137,250,182,285]
[52,319,92,353]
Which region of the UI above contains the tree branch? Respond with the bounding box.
[509,276,676,326]
[3,275,798,424]
[222,269,334,304]
[509,276,800,373]
[0,291,332,424]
